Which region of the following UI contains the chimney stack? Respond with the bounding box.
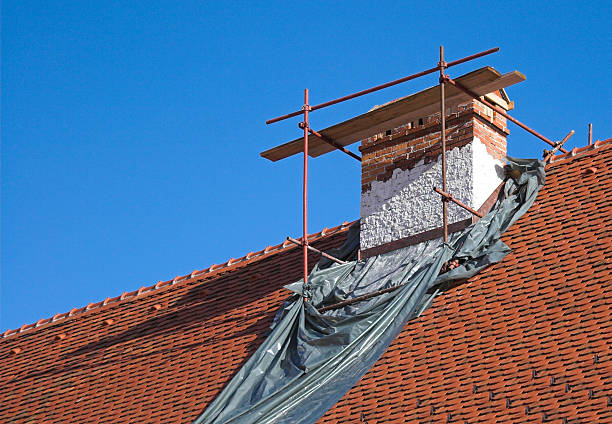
[359,94,511,256]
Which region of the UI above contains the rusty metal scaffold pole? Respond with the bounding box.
[433,187,484,218]
[302,89,310,302]
[439,46,449,243]
[307,127,362,162]
[544,130,575,162]
[286,237,347,265]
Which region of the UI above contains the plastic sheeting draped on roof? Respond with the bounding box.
[195,157,545,424]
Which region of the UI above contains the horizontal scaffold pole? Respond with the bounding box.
[306,127,361,162]
[433,187,484,218]
[317,284,401,313]
[286,237,347,265]
[266,47,500,125]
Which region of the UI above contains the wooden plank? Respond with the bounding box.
[261,67,525,161]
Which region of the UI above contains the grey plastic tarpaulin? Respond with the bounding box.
[194,157,545,424]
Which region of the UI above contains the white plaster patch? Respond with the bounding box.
[360,139,503,250]
[472,136,505,209]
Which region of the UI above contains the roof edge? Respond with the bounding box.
[1,220,356,340]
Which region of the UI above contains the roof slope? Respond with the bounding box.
[1,141,611,423]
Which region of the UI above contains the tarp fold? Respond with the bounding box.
[195,157,545,424]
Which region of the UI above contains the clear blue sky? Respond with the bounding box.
[2,1,611,331]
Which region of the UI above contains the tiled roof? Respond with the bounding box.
[1,222,353,339]
[1,140,611,423]
[323,138,612,423]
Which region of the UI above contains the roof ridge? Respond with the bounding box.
[547,137,612,166]
[1,220,356,340]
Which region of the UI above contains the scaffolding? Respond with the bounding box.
[263,46,573,304]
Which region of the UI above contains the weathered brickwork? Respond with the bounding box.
[360,100,508,193]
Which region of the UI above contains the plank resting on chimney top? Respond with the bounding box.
[261,66,525,162]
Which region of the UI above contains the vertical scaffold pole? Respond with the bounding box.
[439,46,448,242]
[303,88,310,302]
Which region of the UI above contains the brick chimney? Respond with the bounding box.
[359,96,510,256]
